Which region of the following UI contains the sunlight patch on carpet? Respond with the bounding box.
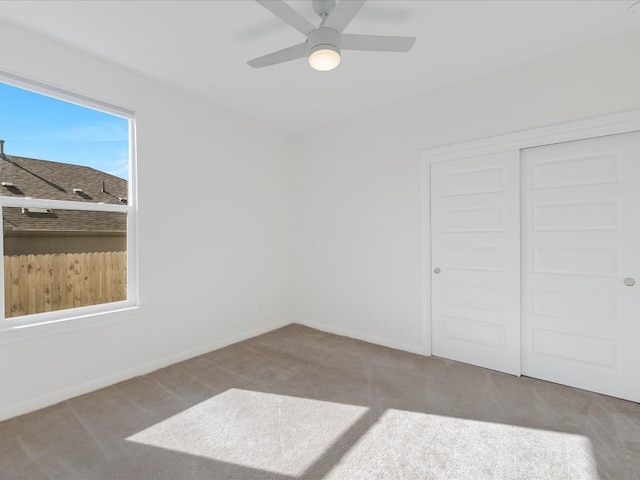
[126,388,369,476]
[325,409,600,480]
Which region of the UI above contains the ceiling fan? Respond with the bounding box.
[247,0,416,71]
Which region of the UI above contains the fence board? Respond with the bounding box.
[43,254,53,313]
[99,253,107,304]
[51,254,61,312]
[35,255,45,314]
[3,255,10,318]
[81,253,90,307]
[116,253,126,300]
[89,253,98,306]
[26,254,37,315]
[105,252,113,303]
[3,251,126,318]
[10,256,20,317]
[59,253,68,311]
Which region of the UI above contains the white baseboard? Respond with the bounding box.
[295,318,427,356]
[0,318,428,422]
[0,319,292,422]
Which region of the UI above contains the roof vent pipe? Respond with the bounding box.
[0,140,5,159]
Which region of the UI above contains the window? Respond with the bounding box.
[0,72,137,333]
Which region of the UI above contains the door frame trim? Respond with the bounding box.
[420,108,640,357]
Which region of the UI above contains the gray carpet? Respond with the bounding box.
[0,324,638,479]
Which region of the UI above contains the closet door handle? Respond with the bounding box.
[624,278,636,286]
[434,267,441,274]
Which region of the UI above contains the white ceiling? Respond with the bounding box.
[0,1,638,133]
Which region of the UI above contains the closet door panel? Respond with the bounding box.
[431,151,520,375]
[521,131,640,402]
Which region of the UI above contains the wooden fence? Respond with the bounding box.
[4,252,126,318]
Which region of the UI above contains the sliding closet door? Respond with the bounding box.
[521,131,640,402]
[430,151,520,375]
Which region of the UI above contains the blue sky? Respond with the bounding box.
[0,82,129,179]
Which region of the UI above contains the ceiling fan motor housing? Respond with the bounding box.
[307,27,341,56]
[313,0,337,17]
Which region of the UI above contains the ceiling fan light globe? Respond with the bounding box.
[309,47,341,71]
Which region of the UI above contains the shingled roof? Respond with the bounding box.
[1,152,128,234]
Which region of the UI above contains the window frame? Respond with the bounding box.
[0,69,139,341]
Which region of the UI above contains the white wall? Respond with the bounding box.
[0,19,297,420]
[294,28,640,353]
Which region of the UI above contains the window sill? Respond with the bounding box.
[0,305,141,346]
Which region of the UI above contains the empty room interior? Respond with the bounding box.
[1,1,640,479]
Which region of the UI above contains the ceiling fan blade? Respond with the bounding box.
[323,0,367,32]
[341,34,416,52]
[247,42,308,68]
[255,0,316,36]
